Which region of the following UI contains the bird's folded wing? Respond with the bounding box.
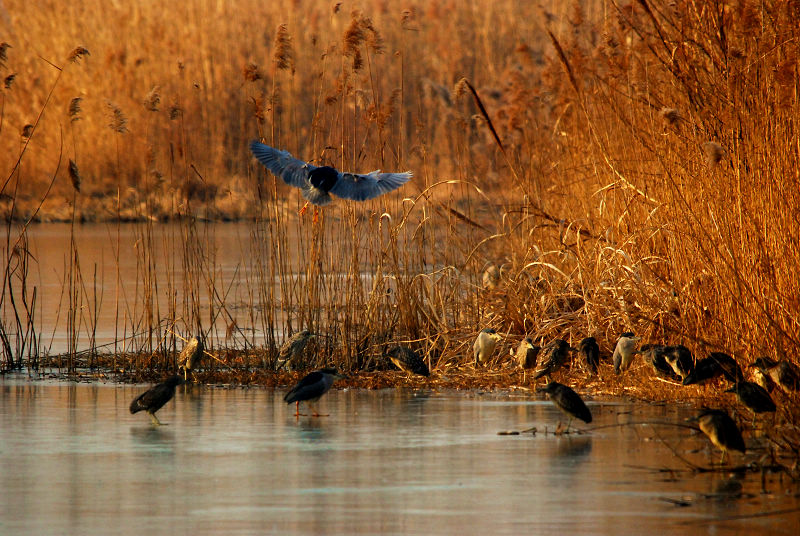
[250,141,314,189]
[330,171,412,201]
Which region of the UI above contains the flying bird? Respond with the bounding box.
[129,375,183,426]
[284,368,343,417]
[250,141,412,206]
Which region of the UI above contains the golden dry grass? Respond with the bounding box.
[1,0,799,442]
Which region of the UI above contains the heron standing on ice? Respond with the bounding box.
[284,368,344,417]
[129,375,183,426]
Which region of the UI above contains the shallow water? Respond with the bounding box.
[1,379,798,535]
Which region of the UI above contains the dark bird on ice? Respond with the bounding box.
[683,352,743,385]
[277,330,315,371]
[129,375,183,426]
[533,339,574,381]
[386,346,430,377]
[750,356,800,392]
[577,337,599,375]
[725,381,776,416]
[613,332,640,374]
[516,338,541,382]
[664,345,694,381]
[689,409,746,463]
[250,141,412,206]
[537,382,592,431]
[473,328,502,366]
[178,335,204,382]
[284,368,343,417]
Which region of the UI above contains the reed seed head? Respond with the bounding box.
[68,46,90,64]
[143,86,160,112]
[68,97,82,121]
[659,107,681,125]
[703,141,724,167]
[273,24,295,73]
[68,159,81,192]
[4,73,15,89]
[106,101,128,133]
[20,124,33,139]
[0,42,10,67]
[243,62,263,82]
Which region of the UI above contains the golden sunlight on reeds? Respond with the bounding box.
[1,0,799,435]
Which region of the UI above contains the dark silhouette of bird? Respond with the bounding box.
[473,328,502,366]
[129,375,183,425]
[250,141,412,206]
[537,382,592,432]
[178,335,204,382]
[638,344,679,380]
[277,330,315,371]
[533,339,574,381]
[284,368,343,417]
[578,337,599,375]
[386,346,430,377]
[725,381,776,416]
[664,345,694,381]
[683,353,743,385]
[690,409,746,463]
[750,356,800,392]
[613,332,640,374]
[516,338,540,382]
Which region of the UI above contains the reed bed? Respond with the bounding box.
[1,0,800,460]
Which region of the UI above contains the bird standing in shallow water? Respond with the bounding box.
[277,330,315,371]
[690,409,746,464]
[533,339,574,382]
[178,335,204,382]
[537,382,592,432]
[578,337,599,375]
[130,375,183,426]
[386,346,430,377]
[612,332,641,374]
[516,338,540,382]
[473,329,503,367]
[250,141,412,211]
[284,368,343,417]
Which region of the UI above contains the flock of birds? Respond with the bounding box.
[130,328,799,465]
[129,143,797,465]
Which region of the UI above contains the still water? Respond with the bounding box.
[1,379,798,535]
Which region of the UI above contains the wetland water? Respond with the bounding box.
[1,379,798,535]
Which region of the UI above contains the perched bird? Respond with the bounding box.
[612,332,641,374]
[277,330,315,371]
[250,141,412,206]
[750,366,776,393]
[178,335,204,382]
[482,264,500,290]
[725,381,776,417]
[664,345,694,381]
[578,337,600,375]
[284,368,343,417]
[537,382,592,431]
[129,375,183,426]
[533,339,574,381]
[750,356,800,392]
[386,346,430,377]
[683,353,743,385]
[516,338,541,382]
[638,344,679,380]
[473,328,503,366]
[690,409,746,463]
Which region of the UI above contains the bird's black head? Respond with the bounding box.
[165,375,184,387]
[308,166,339,193]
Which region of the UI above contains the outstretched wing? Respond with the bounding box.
[329,170,412,201]
[250,141,315,189]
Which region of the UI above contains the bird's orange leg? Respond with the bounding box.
[294,401,300,418]
[313,207,319,224]
[299,201,310,217]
